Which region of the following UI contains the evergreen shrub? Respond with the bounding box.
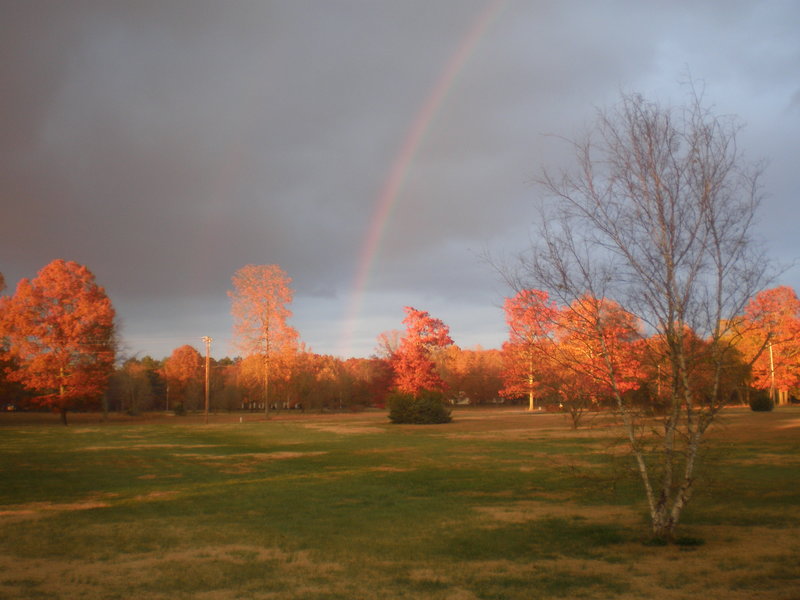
[388,389,452,424]
[749,390,774,412]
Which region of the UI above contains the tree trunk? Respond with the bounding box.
[59,368,68,425]
[263,354,270,418]
[650,508,676,540]
[527,358,535,411]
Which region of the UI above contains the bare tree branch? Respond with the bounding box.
[513,89,770,540]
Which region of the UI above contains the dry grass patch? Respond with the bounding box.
[83,443,222,451]
[0,499,113,523]
[473,500,639,525]
[730,452,800,466]
[130,490,180,502]
[0,544,345,600]
[606,525,800,599]
[302,422,386,435]
[172,450,327,462]
[171,450,329,474]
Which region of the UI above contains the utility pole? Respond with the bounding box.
[202,336,212,424]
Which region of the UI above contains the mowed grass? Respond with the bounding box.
[0,407,798,599]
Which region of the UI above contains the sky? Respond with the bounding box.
[2,0,799,360]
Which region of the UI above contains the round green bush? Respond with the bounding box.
[388,389,452,424]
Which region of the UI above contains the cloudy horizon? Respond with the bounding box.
[2,0,798,360]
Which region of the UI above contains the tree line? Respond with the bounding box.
[0,262,508,420]
[0,261,797,423]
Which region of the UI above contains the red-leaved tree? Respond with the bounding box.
[0,260,116,424]
[736,286,800,399]
[556,295,643,396]
[390,307,453,394]
[162,344,203,411]
[500,289,558,411]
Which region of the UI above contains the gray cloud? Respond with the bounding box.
[2,0,798,358]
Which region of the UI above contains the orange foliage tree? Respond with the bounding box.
[736,286,800,399]
[500,289,558,411]
[162,344,203,411]
[556,295,643,396]
[390,307,453,394]
[229,264,298,415]
[438,345,504,405]
[343,357,393,407]
[553,297,644,427]
[0,260,116,424]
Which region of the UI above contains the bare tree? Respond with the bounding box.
[516,90,769,540]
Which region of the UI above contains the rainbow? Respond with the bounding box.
[338,0,505,357]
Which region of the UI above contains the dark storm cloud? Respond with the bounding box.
[2,0,798,357]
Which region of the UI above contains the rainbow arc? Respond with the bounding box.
[338,0,505,357]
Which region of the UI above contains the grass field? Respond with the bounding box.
[0,407,798,599]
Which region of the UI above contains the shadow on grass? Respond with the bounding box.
[440,516,627,562]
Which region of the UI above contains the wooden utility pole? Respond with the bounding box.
[202,336,212,423]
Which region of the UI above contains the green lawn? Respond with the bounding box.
[0,407,798,599]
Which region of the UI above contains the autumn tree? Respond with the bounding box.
[237,354,266,411]
[108,358,157,414]
[516,90,769,539]
[556,296,643,395]
[213,356,243,412]
[389,307,453,395]
[0,260,116,424]
[438,345,504,405]
[552,296,643,427]
[500,289,558,411]
[499,291,641,426]
[162,344,203,412]
[735,286,800,402]
[229,264,298,416]
[343,357,393,407]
